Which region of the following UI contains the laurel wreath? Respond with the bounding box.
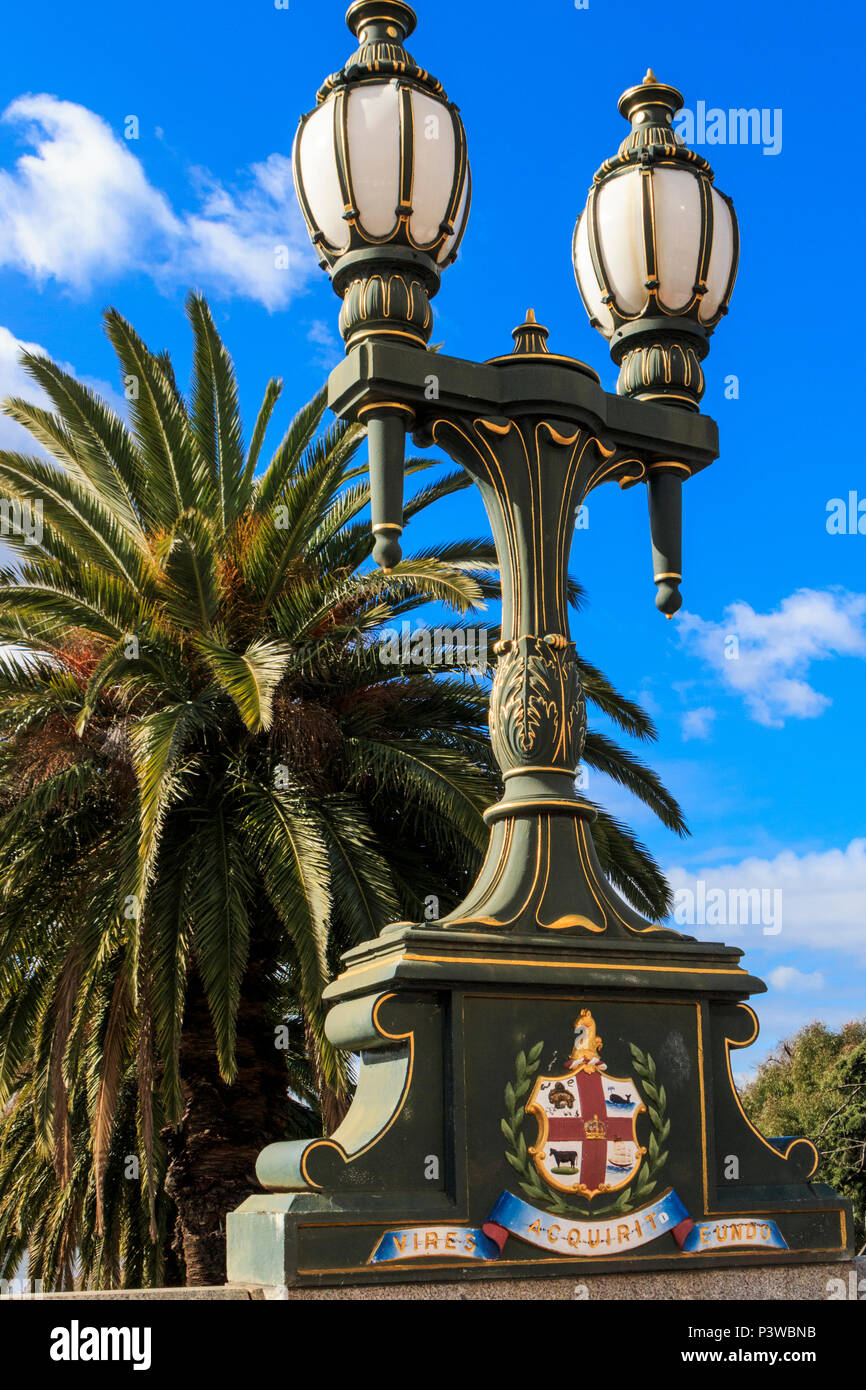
[500,1040,670,1219]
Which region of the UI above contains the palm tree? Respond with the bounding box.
[0,293,686,1288]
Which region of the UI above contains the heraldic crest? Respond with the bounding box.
[501,1010,671,1218]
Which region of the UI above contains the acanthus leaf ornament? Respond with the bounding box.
[490,634,586,773]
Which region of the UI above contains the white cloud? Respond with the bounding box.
[175,155,311,308]
[0,324,52,453]
[767,966,825,992]
[0,324,124,568]
[681,705,716,740]
[307,318,342,372]
[308,320,336,348]
[0,95,316,309]
[630,680,662,719]
[0,323,123,453]
[0,96,177,288]
[678,588,866,727]
[666,838,866,959]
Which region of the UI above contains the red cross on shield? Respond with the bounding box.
[527,1066,646,1199]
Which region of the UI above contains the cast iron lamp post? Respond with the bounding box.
[289,1,738,944]
[227,3,850,1288]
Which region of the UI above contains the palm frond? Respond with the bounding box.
[243,378,283,493]
[187,292,246,530]
[196,636,294,732]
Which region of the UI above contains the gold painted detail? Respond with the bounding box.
[477,418,513,437]
[636,392,701,407]
[490,633,585,773]
[507,306,553,357]
[724,1005,820,1179]
[568,1008,604,1071]
[482,798,595,824]
[298,993,414,1189]
[648,460,691,477]
[539,425,584,448]
[442,813,604,934]
[502,765,574,780]
[404,953,748,976]
[344,326,429,347]
[618,341,705,401]
[356,400,417,422]
[338,272,432,345]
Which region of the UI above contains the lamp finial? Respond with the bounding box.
[617,71,684,125]
[510,311,550,357]
[345,1,417,42]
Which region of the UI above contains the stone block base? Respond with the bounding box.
[248,1257,865,1300]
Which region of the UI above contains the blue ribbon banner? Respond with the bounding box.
[367,1189,788,1264]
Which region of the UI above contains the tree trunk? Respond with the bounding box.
[304,1015,350,1135]
[164,944,291,1287]
[321,1083,350,1136]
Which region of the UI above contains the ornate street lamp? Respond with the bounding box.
[573,68,739,412]
[228,4,850,1290]
[573,69,739,616]
[292,0,470,568]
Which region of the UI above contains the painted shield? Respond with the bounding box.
[527,1069,646,1199]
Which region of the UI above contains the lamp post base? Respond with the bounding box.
[226,935,851,1289]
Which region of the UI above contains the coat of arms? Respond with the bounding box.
[502,1010,670,1218]
[526,1011,645,1198]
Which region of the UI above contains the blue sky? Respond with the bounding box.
[0,0,863,1076]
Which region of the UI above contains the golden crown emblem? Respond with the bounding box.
[584,1113,606,1141]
